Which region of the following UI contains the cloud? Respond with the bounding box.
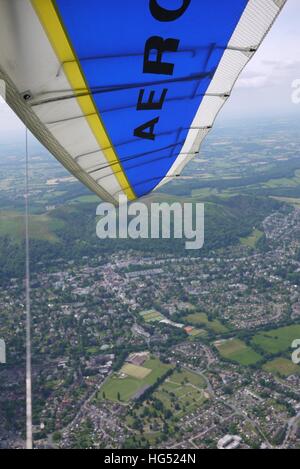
[232,0,300,95]
[236,75,269,89]
[235,59,300,90]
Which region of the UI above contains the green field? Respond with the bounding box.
[271,196,300,208]
[262,175,300,189]
[71,195,101,203]
[0,211,64,242]
[169,369,207,388]
[126,368,209,441]
[252,325,300,355]
[120,363,151,379]
[99,358,173,403]
[185,312,228,334]
[187,328,208,338]
[263,358,300,377]
[240,229,264,248]
[191,188,220,199]
[154,370,208,419]
[140,310,164,323]
[215,338,262,366]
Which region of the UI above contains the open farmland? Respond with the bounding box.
[0,211,64,242]
[263,358,300,377]
[252,325,300,355]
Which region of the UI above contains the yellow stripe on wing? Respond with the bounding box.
[31,0,136,201]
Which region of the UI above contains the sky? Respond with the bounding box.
[0,0,299,140]
[221,0,300,119]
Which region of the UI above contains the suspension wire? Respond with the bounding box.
[94,151,197,183]
[76,127,211,175]
[56,44,255,74]
[25,127,33,450]
[30,71,215,107]
[112,170,215,198]
[88,143,186,177]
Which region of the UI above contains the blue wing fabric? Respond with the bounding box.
[0,0,286,202]
[54,0,248,197]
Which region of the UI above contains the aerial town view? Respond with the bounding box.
[0,0,299,455]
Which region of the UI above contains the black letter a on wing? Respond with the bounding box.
[134,117,159,141]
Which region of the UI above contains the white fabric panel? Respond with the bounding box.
[229,0,280,49]
[206,51,249,95]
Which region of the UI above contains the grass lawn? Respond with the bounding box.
[215,338,262,366]
[99,358,173,403]
[252,325,300,355]
[263,358,300,377]
[185,312,228,334]
[100,375,145,402]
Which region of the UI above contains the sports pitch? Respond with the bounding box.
[120,363,151,379]
[139,310,164,323]
[99,358,173,403]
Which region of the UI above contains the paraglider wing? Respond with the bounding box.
[0,0,286,203]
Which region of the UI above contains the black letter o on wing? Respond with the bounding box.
[150,0,191,22]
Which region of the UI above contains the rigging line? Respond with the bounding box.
[44,92,228,123]
[25,127,33,450]
[112,172,208,198]
[192,42,216,99]
[56,44,256,77]
[73,129,179,162]
[88,142,187,176]
[94,151,198,183]
[30,71,215,106]
[74,126,211,166]
[56,47,200,75]
[91,151,199,177]
[84,125,208,175]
